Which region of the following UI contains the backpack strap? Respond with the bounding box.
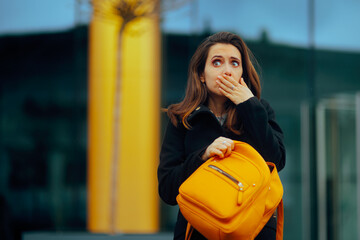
[185,223,194,240]
[276,199,284,240]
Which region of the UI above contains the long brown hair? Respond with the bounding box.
[167,32,261,134]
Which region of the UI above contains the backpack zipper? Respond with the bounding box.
[208,164,244,205]
[208,165,244,190]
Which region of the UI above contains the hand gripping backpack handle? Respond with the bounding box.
[178,141,284,240]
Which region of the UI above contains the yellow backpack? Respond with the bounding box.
[177,141,284,240]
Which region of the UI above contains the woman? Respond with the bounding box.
[158,32,286,240]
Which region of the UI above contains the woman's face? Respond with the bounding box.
[201,43,243,98]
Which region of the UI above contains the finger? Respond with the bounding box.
[227,140,235,155]
[221,144,230,157]
[211,140,227,151]
[217,143,228,152]
[224,147,231,157]
[210,148,224,158]
[216,80,231,93]
[216,137,225,144]
[240,77,248,87]
[221,140,231,147]
[222,138,234,149]
[222,73,240,85]
[223,141,232,154]
[213,142,228,156]
[218,136,226,142]
[219,87,232,98]
[214,137,228,148]
[219,138,232,157]
[217,75,235,90]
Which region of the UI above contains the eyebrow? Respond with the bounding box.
[211,55,241,61]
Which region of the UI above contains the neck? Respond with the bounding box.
[207,95,227,116]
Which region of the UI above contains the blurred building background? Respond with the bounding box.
[0,0,360,240]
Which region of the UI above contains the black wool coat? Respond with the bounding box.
[158,97,286,240]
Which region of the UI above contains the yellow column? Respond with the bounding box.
[88,1,160,234]
[88,16,117,232]
[117,17,160,232]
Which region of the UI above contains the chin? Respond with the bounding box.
[209,90,227,99]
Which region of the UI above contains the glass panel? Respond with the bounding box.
[316,95,357,240]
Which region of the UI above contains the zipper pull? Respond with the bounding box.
[237,182,244,205]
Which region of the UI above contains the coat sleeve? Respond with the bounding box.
[157,120,205,205]
[236,97,286,171]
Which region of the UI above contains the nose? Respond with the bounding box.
[223,64,232,76]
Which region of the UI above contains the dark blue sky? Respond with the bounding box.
[162,0,360,51]
[1,0,359,51]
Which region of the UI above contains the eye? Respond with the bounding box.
[212,60,221,66]
[232,61,240,67]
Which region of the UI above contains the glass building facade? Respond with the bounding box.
[160,1,360,240]
[0,0,360,239]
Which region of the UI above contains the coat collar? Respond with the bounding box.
[188,105,215,122]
